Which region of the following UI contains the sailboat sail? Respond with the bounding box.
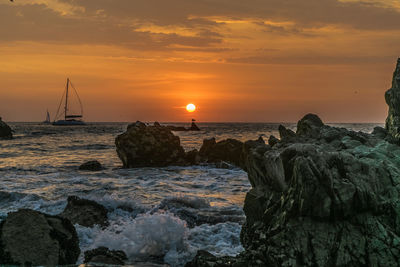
[42,109,51,124]
[53,78,85,125]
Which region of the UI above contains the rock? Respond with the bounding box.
[84,247,127,265]
[372,126,387,138]
[199,138,244,167]
[154,121,161,127]
[198,112,400,266]
[385,58,400,141]
[115,121,187,167]
[242,120,400,265]
[0,118,12,139]
[185,250,244,267]
[59,196,108,228]
[268,135,279,146]
[185,149,201,165]
[296,113,324,138]
[79,160,103,171]
[0,209,80,265]
[278,125,296,141]
[189,120,200,131]
[166,125,188,131]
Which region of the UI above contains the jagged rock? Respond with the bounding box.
[199,138,244,168]
[194,113,400,266]
[79,160,103,171]
[84,247,127,265]
[385,58,400,141]
[278,125,296,141]
[154,121,161,127]
[59,196,108,228]
[0,209,80,265]
[296,113,324,138]
[115,121,187,167]
[0,118,12,139]
[268,135,279,146]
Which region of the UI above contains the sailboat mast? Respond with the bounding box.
[64,78,69,120]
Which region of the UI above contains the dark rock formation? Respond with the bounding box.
[385,58,400,141]
[84,247,127,265]
[296,113,324,138]
[116,121,187,167]
[79,160,103,171]
[0,209,80,265]
[59,196,108,228]
[199,138,244,167]
[165,120,200,131]
[185,149,201,165]
[278,125,296,141]
[188,113,400,266]
[0,118,12,139]
[189,120,200,131]
[268,135,279,146]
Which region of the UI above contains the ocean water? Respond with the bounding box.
[0,122,382,266]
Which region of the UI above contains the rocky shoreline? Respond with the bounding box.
[1,58,400,266]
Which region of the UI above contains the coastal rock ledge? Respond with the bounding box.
[187,113,400,266]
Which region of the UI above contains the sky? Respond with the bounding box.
[0,0,399,122]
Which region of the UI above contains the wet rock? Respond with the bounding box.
[59,196,108,228]
[0,118,12,139]
[116,121,187,167]
[199,138,244,167]
[84,247,127,265]
[0,209,80,265]
[79,160,103,171]
[385,58,400,141]
[154,121,162,127]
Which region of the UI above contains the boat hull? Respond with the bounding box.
[52,120,86,126]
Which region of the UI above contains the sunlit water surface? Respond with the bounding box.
[0,122,382,266]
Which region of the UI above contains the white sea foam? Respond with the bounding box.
[76,209,244,266]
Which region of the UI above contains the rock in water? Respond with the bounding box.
[79,160,103,171]
[84,247,127,265]
[59,196,109,228]
[0,209,80,265]
[0,118,12,139]
[115,121,186,167]
[189,121,200,131]
[189,113,400,266]
[385,58,400,140]
[199,138,244,167]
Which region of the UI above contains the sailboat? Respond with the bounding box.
[42,109,51,124]
[53,78,86,126]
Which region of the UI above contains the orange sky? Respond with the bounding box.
[1,0,399,122]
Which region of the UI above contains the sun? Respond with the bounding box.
[186,103,196,112]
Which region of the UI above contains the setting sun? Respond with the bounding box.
[186,103,196,113]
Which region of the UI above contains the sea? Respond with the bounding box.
[0,122,382,266]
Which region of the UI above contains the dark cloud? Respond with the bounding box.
[1,0,400,52]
